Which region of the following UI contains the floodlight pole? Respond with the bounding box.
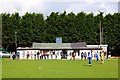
[100,20,102,45]
[102,28,103,44]
[15,31,17,54]
[99,11,104,45]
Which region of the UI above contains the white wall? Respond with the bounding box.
[17,45,108,60]
[17,50,39,60]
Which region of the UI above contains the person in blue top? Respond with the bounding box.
[96,51,99,62]
[88,50,93,66]
[16,52,20,60]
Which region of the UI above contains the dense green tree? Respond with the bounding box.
[2,13,20,52]
[19,12,45,46]
[1,12,120,53]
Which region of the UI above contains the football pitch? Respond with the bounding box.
[1,59,119,78]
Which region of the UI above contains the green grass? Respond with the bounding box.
[2,59,118,78]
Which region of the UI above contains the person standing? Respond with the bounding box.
[16,52,20,60]
[104,51,107,60]
[41,51,44,59]
[40,51,42,59]
[22,51,25,60]
[43,51,46,59]
[88,50,93,66]
[83,52,87,60]
[12,52,16,60]
[60,51,63,60]
[34,51,36,60]
[101,51,104,64]
[30,51,33,59]
[72,52,76,60]
[37,51,40,60]
[108,51,111,59]
[26,53,30,60]
[69,52,72,60]
[96,51,99,62]
[81,52,84,60]
[46,51,49,59]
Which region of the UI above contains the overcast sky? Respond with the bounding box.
[0,0,119,17]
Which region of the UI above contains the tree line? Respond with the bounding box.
[1,11,120,55]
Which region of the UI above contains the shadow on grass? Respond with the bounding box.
[83,64,88,66]
[83,64,92,67]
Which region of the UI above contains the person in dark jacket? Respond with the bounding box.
[37,51,40,60]
[83,52,87,60]
[12,52,16,60]
[81,52,84,60]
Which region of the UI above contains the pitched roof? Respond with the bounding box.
[32,42,86,49]
[17,42,102,50]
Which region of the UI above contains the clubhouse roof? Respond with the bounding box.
[17,42,102,50]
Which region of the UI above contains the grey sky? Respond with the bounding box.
[0,0,119,17]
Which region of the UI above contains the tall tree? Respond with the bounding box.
[2,13,20,52]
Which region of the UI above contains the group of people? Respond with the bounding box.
[87,50,111,66]
[11,50,111,64]
[68,50,111,65]
[11,52,20,60]
[21,51,49,60]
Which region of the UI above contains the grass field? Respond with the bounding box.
[1,59,118,78]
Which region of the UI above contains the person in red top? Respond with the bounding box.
[43,51,46,59]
